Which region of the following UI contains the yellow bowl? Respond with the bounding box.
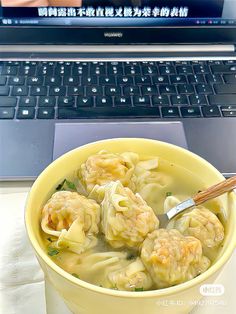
[25,138,236,314]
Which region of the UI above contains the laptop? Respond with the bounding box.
[0,0,236,180]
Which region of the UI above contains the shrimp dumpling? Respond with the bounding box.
[170,206,224,249]
[79,150,139,193]
[101,181,159,249]
[141,229,210,289]
[41,191,100,253]
[108,258,153,291]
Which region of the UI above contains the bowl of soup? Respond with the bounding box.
[25,138,236,314]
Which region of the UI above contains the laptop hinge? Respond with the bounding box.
[0,44,235,53]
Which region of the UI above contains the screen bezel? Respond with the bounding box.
[0,26,235,45]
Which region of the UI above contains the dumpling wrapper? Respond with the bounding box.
[108,257,153,291]
[133,158,172,214]
[101,181,159,249]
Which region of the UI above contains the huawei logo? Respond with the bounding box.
[104,32,123,38]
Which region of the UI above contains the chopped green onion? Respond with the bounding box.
[166,192,172,197]
[48,247,59,256]
[47,237,53,242]
[65,180,77,191]
[135,287,144,292]
[72,273,80,279]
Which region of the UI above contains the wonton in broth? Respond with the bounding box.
[40,150,225,291]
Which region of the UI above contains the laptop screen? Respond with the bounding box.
[0,0,236,28]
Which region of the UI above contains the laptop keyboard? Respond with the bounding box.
[0,60,236,120]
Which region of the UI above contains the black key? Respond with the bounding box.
[99,76,116,85]
[141,86,158,95]
[202,106,221,117]
[222,111,236,117]
[73,65,89,76]
[171,95,188,106]
[27,76,44,85]
[206,74,223,84]
[177,84,194,94]
[107,65,123,75]
[117,76,134,85]
[95,96,113,107]
[58,107,160,119]
[0,107,15,119]
[45,76,62,86]
[152,75,169,84]
[208,95,236,105]
[193,65,210,74]
[0,76,7,85]
[123,86,139,95]
[37,66,54,76]
[54,66,71,76]
[223,74,236,84]
[208,60,223,65]
[31,86,47,96]
[64,76,80,85]
[86,86,103,96]
[161,106,180,118]
[17,107,35,119]
[214,84,236,94]
[133,96,150,106]
[0,96,17,107]
[152,95,170,106]
[77,97,93,107]
[38,97,56,107]
[58,96,75,107]
[170,75,187,84]
[211,65,236,73]
[0,86,10,96]
[8,76,25,85]
[188,75,205,84]
[90,66,106,75]
[224,60,236,65]
[12,86,28,96]
[180,106,202,117]
[124,66,141,75]
[176,66,193,75]
[195,84,213,94]
[49,86,66,96]
[105,86,121,96]
[19,97,36,107]
[142,66,158,75]
[221,105,236,111]
[189,94,207,105]
[68,86,84,96]
[114,96,132,106]
[159,85,176,95]
[135,76,151,85]
[18,66,36,76]
[37,108,55,119]
[1,66,18,75]
[82,76,98,85]
[159,66,175,75]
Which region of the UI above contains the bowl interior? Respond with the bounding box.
[25,138,236,296]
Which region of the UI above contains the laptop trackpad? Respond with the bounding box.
[53,122,187,160]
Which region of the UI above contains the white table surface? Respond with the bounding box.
[1,182,236,314]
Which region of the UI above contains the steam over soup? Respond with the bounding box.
[40,150,225,291]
